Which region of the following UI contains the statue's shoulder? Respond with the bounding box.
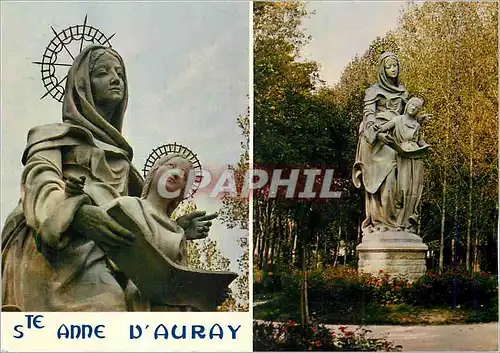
[365,83,379,93]
[364,83,408,103]
[399,85,409,99]
[26,123,94,146]
[364,83,382,102]
[22,123,96,164]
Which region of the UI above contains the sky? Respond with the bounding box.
[301,1,407,85]
[1,2,249,275]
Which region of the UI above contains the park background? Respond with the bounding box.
[251,1,498,351]
[0,1,250,311]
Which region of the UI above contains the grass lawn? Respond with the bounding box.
[253,293,498,325]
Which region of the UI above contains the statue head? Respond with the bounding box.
[62,45,132,157]
[89,48,126,111]
[405,97,424,117]
[141,154,194,216]
[383,57,398,79]
[377,52,401,88]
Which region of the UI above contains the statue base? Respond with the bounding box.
[356,231,428,282]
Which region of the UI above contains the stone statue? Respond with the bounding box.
[353,52,430,281]
[374,97,431,232]
[65,152,233,311]
[1,44,233,311]
[352,52,431,234]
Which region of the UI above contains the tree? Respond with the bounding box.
[253,1,358,325]
[216,101,250,312]
[219,108,250,231]
[396,1,497,272]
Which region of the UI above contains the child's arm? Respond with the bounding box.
[417,112,433,124]
[176,211,218,240]
[376,119,396,132]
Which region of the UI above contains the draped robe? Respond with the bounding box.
[352,52,409,233]
[1,45,145,311]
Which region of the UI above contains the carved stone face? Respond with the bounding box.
[90,52,125,107]
[384,58,398,79]
[407,102,418,115]
[156,156,192,193]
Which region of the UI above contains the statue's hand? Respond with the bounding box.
[176,210,218,240]
[64,175,86,197]
[419,113,433,124]
[378,132,395,145]
[374,123,387,133]
[71,204,135,251]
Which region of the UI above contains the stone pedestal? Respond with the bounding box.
[356,231,428,282]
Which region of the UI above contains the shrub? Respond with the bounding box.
[261,266,497,309]
[307,266,375,320]
[410,270,498,308]
[253,320,403,351]
[368,270,412,305]
[254,268,284,298]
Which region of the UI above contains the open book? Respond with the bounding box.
[387,139,430,159]
[105,202,238,311]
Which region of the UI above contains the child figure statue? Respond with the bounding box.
[375,97,432,231]
[64,146,236,311]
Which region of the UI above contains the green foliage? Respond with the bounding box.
[253,320,403,352]
[411,270,498,309]
[216,107,250,311]
[230,235,250,311]
[216,105,250,311]
[397,3,498,268]
[187,238,231,271]
[253,1,360,276]
[219,108,249,231]
[257,266,498,315]
[254,269,284,298]
[255,265,498,325]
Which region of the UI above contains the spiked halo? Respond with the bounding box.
[142,143,203,198]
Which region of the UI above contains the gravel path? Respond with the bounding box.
[328,323,499,351]
[254,320,499,351]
